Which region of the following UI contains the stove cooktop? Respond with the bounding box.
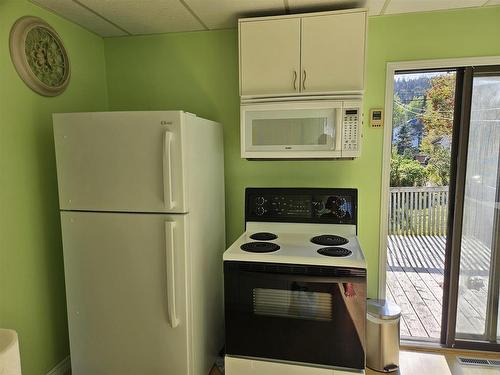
[225,223,366,269]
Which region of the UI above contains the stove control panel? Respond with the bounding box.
[252,195,311,217]
[246,188,357,225]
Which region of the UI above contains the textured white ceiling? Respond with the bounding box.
[31,0,495,37]
[186,0,286,29]
[31,0,127,36]
[385,0,486,15]
[78,0,207,34]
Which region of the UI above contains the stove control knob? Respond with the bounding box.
[255,196,265,205]
[256,206,266,216]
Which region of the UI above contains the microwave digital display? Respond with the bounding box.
[345,109,358,115]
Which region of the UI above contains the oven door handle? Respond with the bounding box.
[241,271,365,284]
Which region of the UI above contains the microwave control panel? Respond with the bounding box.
[342,108,360,155]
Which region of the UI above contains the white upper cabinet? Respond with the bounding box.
[239,18,301,97]
[239,9,367,98]
[301,11,366,94]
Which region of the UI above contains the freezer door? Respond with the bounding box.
[60,211,190,375]
[53,111,188,213]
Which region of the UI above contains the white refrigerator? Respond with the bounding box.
[53,111,225,375]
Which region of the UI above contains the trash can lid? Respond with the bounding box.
[367,299,401,320]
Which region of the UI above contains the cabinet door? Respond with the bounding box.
[240,18,301,96]
[301,12,366,94]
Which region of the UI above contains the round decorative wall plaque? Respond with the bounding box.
[9,16,70,96]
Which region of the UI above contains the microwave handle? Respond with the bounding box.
[242,270,365,284]
[334,109,343,151]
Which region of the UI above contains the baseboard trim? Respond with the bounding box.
[47,356,71,375]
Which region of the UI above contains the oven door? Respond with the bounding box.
[241,101,343,158]
[224,261,366,370]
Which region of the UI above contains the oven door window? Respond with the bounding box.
[245,108,338,151]
[253,288,332,321]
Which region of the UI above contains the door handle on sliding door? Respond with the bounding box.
[163,130,175,210]
[164,221,179,328]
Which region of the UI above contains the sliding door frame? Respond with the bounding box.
[447,65,500,351]
[444,66,472,347]
[441,66,466,346]
[379,56,500,348]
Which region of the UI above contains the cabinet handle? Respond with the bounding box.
[302,70,307,91]
[293,70,297,91]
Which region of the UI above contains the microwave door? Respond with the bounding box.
[53,111,187,213]
[244,107,341,156]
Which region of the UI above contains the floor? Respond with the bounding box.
[211,350,500,374]
[368,348,500,375]
[386,235,490,339]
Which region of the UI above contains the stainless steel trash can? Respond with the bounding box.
[366,299,401,373]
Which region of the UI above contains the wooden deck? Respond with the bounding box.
[386,235,491,340]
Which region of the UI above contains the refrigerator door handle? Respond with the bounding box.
[164,221,179,328]
[163,130,175,210]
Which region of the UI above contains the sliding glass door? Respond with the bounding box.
[386,69,457,342]
[446,66,500,350]
[385,65,500,351]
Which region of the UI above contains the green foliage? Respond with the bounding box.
[420,74,455,186]
[393,94,425,154]
[421,74,455,143]
[391,73,455,187]
[390,152,428,187]
[395,121,414,154]
[426,145,451,185]
[393,76,431,102]
[392,93,407,128]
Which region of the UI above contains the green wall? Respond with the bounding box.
[0,1,108,374]
[104,6,500,299]
[2,3,500,374]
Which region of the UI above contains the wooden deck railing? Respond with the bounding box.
[389,186,449,236]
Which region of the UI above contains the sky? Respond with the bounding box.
[395,71,455,81]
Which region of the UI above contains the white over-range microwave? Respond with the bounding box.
[240,100,362,159]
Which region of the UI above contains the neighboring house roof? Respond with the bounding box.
[431,135,452,148]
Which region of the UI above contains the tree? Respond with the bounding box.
[395,121,414,155]
[390,151,428,187]
[391,72,455,188]
[392,93,426,153]
[426,145,451,185]
[392,93,407,129]
[394,76,431,102]
[421,74,455,142]
[420,73,455,186]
